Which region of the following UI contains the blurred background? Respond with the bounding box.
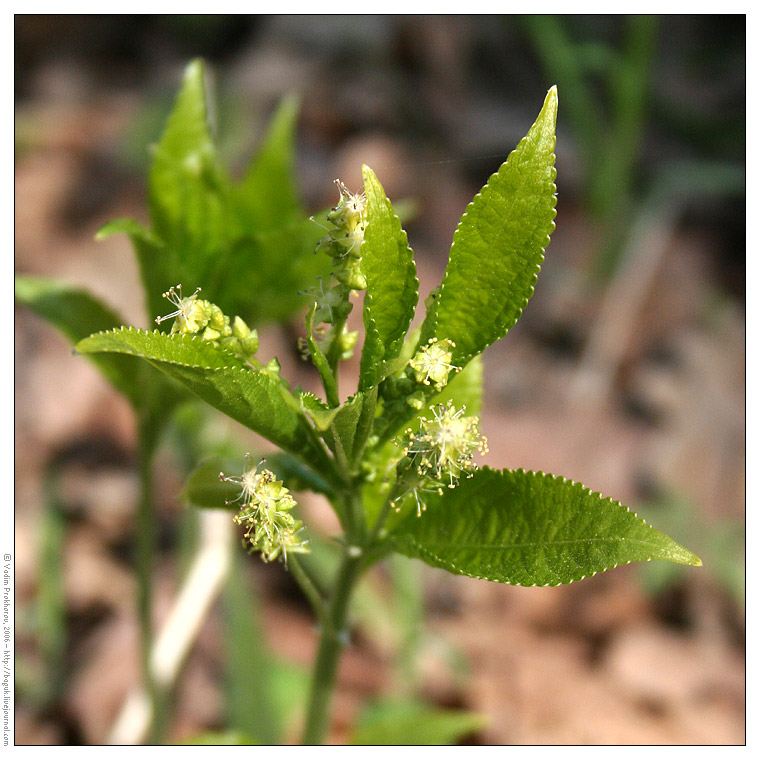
[15,15,744,745]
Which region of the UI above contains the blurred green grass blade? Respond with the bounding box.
[223,554,280,744]
[36,467,67,706]
[390,554,424,693]
[350,699,486,745]
[223,555,310,744]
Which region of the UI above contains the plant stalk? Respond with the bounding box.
[136,421,165,743]
[301,546,364,744]
[325,316,348,378]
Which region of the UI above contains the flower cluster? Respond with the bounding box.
[396,401,488,515]
[304,180,368,361]
[409,338,460,390]
[156,284,259,359]
[221,457,309,564]
[316,179,368,291]
[376,336,462,421]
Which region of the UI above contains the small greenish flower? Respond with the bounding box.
[156,284,212,334]
[219,315,259,358]
[333,256,367,290]
[406,390,426,410]
[200,303,232,342]
[221,457,309,564]
[397,401,488,514]
[336,326,358,360]
[327,179,366,231]
[314,179,368,290]
[302,277,353,325]
[264,357,281,376]
[156,285,258,359]
[409,338,460,390]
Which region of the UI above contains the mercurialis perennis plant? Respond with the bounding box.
[72,77,701,745]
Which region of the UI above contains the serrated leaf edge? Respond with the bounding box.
[429,130,558,365]
[393,467,699,587]
[76,326,249,371]
[360,171,419,390]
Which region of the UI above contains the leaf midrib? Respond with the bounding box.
[401,536,664,552]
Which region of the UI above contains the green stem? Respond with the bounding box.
[136,421,165,743]
[325,316,347,378]
[306,304,340,408]
[301,546,364,745]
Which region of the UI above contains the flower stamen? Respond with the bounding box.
[409,338,461,390]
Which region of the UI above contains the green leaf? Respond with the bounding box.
[298,390,377,469]
[181,456,242,509]
[99,64,327,330]
[350,385,378,464]
[391,468,701,586]
[76,326,248,369]
[422,87,558,367]
[328,388,377,467]
[75,328,335,477]
[359,166,419,391]
[350,700,486,745]
[298,391,338,431]
[148,59,228,250]
[233,95,301,231]
[212,220,328,327]
[15,275,142,405]
[145,59,237,324]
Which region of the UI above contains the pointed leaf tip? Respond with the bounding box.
[419,88,558,367]
[186,58,205,78]
[390,468,702,586]
[540,86,558,128]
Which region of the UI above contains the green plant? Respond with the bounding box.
[15,59,327,741]
[69,73,700,745]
